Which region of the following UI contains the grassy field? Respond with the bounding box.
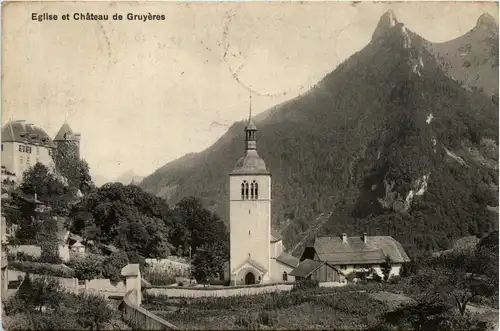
[143,287,392,330]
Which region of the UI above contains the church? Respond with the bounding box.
[228,106,299,285]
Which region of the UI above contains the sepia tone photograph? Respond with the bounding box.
[1,1,499,330]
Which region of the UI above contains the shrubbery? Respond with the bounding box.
[3,276,115,331]
[66,251,129,281]
[9,261,75,278]
[291,279,319,292]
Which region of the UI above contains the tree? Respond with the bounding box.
[74,292,113,331]
[69,183,171,258]
[381,255,393,281]
[103,251,129,282]
[192,240,229,282]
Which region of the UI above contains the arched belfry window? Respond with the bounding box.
[241,181,246,200]
[241,180,257,200]
[253,181,259,200]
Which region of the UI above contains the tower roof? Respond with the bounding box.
[231,149,269,175]
[231,95,268,175]
[1,120,56,148]
[54,120,80,141]
[245,117,257,131]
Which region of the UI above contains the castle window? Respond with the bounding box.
[241,182,245,199]
[245,181,249,200]
[19,145,24,152]
[283,272,288,281]
[250,182,254,199]
[26,146,31,154]
[254,181,259,199]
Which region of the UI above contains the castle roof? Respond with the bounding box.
[1,120,56,148]
[54,120,80,141]
[307,235,410,265]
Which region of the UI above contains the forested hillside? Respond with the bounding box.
[140,11,498,257]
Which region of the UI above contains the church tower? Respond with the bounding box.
[229,97,272,285]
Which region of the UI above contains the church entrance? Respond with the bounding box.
[244,272,256,285]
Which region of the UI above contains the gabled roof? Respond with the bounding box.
[271,229,282,242]
[276,252,299,268]
[289,259,325,278]
[1,120,56,148]
[308,235,410,264]
[231,257,268,274]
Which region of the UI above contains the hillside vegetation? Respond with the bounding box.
[140,11,499,257]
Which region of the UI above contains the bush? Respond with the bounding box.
[388,275,401,284]
[9,261,75,278]
[292,279,319,292]
[103,251,129,282]
[66,253,106,280]
[142,267,177,286]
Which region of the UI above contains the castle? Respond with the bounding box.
[228,108,299,285]
[1,120,81,183]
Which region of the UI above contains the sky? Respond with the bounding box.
[2,1,498,183]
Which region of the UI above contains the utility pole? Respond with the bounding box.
[189,245,192,285]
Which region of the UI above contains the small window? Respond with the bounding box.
[20,156,23,164]
[19,145,24,152]
[283,272,288,281]
[36,147,40,155]
[254,181,259,199]
[27,156,30,164]
[245,182,249,200]
[1,144,3,151]
[340,265,347,270]
[249,230,251,236]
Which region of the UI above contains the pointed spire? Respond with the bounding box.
[249,93,252,121]
[245,93,257,131]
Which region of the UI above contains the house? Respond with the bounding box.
[300,233,410,279]
[290,259,345,283]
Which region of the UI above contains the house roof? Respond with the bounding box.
[1,120,56,148]
[271,229,282,242]
[276,252,300,268]
[289,259,325,278]
[308,235,410,264]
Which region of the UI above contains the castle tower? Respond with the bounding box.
[53,120,81,170]
[229,97,272,285]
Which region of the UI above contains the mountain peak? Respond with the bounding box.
[476,13,498,29]
[372,10,400,40]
